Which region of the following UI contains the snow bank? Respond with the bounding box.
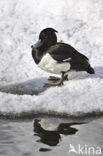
[0,0,103,117]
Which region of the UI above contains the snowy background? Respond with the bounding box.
[0,0,103,117]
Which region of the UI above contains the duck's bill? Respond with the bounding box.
[31,40,42,48]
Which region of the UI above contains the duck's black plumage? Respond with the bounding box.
[47,43,88,61]
[46,43,91,72]
[32,28,58,64]
[31,28,95,87]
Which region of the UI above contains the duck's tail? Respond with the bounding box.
[86,63,95,74]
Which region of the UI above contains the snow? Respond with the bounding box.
[0,0,103,117]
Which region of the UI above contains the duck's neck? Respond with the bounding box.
[32,41,56,64]
[32,44,48,64]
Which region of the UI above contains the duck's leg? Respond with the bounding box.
[44,72,67,87]
[48,75,68,82]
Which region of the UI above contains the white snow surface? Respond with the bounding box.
[0,0,103,117]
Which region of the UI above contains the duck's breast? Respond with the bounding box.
[38,53,71,74]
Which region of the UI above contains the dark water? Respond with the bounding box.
[0,116,103,156]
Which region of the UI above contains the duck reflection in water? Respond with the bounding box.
[33,119,84,147]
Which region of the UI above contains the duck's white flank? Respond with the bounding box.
[38,53,71,74]
[39,119,57,131]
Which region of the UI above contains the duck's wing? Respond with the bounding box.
[47,43,88,62]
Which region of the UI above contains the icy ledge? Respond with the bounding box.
[0,70,103,118]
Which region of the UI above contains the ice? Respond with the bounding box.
[0,0,103,117]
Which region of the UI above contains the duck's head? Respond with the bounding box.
[31,28,58,49]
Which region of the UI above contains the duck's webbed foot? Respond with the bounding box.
[48,75,68,82]
[48,76,60,82]
[44,72,67,87]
